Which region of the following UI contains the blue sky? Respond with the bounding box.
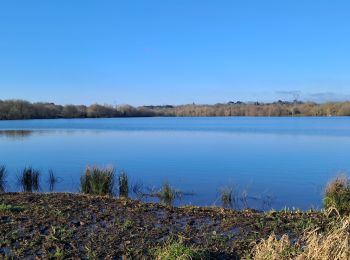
[1,0,350,105]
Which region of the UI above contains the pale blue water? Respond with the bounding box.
[0,117,350,210]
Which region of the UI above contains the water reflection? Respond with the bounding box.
[0,130,34,140]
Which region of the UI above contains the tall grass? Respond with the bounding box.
[159,182,176,205]
[220,186,234,208]
[324,175,350,215]
[47,169,58,192]
[18,167,40,192]
[80,166,115,196]
[0,165,7,192]
[252,216,350,260]
[118,171,129,197]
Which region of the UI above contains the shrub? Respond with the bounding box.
[80,166,115,196]
[324,175,350,215]
[18,167,40,192]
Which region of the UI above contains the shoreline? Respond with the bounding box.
[0,192,329,259]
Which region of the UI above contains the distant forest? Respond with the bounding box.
[1,99,350,120]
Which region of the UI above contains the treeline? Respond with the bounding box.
[1,99,350,120]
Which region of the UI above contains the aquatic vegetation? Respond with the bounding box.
[220,186,234,208]
[118,171,129,198]
[154,240,208,260]
[324,175,350,215]
[0,165,6,192]
[158,182,176,205]
[80,166,115,196]
[18,167,40,192]
[47,169,59,192]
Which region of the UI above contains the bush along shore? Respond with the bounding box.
[0,166,350,259]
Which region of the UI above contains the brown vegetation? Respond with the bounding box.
[1,99,350,120]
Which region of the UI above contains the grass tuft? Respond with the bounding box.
[80,166,115,196]
[118,171,129,197]
[154,240,208,260]
[47,169,59,192]
[324,174,350,215]
[18,167,40,192]
[220,186,234,208]
[159,182,176,205]
[0,165,7,192]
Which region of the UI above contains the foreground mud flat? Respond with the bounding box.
[0,193,328,259]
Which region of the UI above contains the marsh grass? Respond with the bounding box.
[47,169,59,192]
[158,182,176,205]
[324,175,350,215]
[18,167,40,192]
[154,239,208,260]
[80,166,115,196]
[252,216,350,260]
[220,186,234,208]
[118,171,129,197]
[0,165,7,192]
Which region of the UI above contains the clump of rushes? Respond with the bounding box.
[0,165,7,192]
[324,175,350,215]
[220,186,234,208]
[18,167,40,192]
[159,182,176,206]
[80,166,115,196]
[118,171,129,197]
[154,240,208,260]
[47,169,58,192]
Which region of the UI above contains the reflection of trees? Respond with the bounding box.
[0,130,33,140]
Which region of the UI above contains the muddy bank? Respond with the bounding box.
[0,193,329,259]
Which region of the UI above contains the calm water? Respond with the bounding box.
[0,117,350,210]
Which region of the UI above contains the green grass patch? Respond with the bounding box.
[0,203,24,212]
[154,240,208,260]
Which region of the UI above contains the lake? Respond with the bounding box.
[0,117,349,210]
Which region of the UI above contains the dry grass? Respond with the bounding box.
[252,216,350,260]
[324,175,350,215]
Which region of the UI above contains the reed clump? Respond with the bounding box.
[220,186,234,208]
[18,167,40,192]
[324,175,350,215]
[47,169,59,192]
[0,165,7,192]
[159,182,176,205]
[118,171,129,197]
[80,166,115,196]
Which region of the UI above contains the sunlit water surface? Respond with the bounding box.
[0,117,350,210]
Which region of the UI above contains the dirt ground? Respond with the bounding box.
[0,193,328,259]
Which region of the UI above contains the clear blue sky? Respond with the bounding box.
[1,0,350,105]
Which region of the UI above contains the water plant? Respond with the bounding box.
[118,171,129,197]
[158,182,177,205]
[80,166,115,196]
[220,186,234,208]
[324,175,350,215]
[18,167,40,192]
[47,169,59,192]
[0,165,7,192]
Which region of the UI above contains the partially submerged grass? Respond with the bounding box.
[47,169,59,192]
[18,167,40,192]
[220,186,234,208]
[154,240,208,260]
[118,171,129,198]
[0,203,24,212]
[252,216,350,260]
[158,182,176,205]
[324,174,350,215]
[80,166,115,196]
[0,165,6,192]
